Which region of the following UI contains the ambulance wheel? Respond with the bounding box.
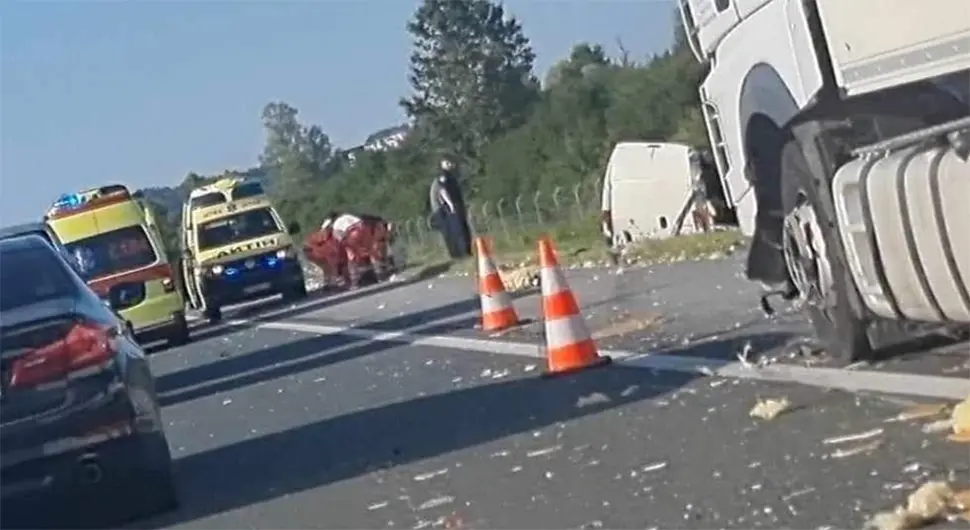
[203,304,222,324]
[166,311,191,347]
[283,277,308,301]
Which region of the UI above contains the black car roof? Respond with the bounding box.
[0,233,54,252]
[0,222,50,241]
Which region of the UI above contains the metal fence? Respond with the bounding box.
[396,179,602,262]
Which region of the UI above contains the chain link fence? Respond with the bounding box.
[395,179,603,264]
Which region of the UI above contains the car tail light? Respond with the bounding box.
[161,277,175,293]
[9,321,117,389]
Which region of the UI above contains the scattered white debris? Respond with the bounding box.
[576,392,611,408]
[884,403,949,423]
[921,419,954,434]
[828,439,882,459]
[491,369,511,380]
[222,398,232,406]
[544,471,555,479]
[527,445,563,458]
[413,468,449,482]
[641,461,668,473]
[749,397,790,420]
[480,368,492,378]
[368,501,390,511]
[378,303,386,310]
[490,450,509,458]
[621,385,639,397]
[823,428,884,445]
[523,364,537,373]
[417,496,455,511]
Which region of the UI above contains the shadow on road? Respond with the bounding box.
[138,362,696,529]
[155,285,537,406]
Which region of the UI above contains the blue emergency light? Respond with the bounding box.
[53,193,85,210]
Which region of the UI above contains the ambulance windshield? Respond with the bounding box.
[64,225,157,281]
[197,208,281,251]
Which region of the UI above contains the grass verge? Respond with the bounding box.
[403,215,748,276]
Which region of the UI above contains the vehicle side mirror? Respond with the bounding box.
[287,222,301,235]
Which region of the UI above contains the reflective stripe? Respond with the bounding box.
[480,291,513,313]
[544,314,593,349]
[540,265,568,296]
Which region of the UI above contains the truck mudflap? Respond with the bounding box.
[832,144,970,323]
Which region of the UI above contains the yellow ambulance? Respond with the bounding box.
[179,178,306,322]
[45,184,190,347]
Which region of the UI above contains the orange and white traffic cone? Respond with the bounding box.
[538,236,611,376]
[475,236,520,332]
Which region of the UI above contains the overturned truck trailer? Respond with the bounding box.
[679,0,970,362]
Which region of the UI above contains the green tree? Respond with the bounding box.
[401,0,540,169]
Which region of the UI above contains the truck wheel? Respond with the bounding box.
[779,129,874,363]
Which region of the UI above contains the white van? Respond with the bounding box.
[601,141,715,244]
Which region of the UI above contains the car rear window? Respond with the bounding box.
[197,207,281,251]
[0,244,77,312]
[64,225,158,281]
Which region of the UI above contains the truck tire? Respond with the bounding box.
[779,129,874,363]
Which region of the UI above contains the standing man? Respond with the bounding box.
[429,158,472,259]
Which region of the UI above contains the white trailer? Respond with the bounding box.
[678,0,970,362]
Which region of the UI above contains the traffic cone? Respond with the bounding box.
[538,236,611,376]
[475,236,520,332]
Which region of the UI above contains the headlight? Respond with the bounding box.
[211,264,224,275]
[276,247,295,259]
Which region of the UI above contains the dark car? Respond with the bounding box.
[0,222,77,271]
[0,234,178,528]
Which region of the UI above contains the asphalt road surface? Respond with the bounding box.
[111,256,970,529]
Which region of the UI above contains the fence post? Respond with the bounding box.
[496,197,510,241]
[533,190,544,226]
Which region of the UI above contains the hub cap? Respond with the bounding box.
[782,196,833,309]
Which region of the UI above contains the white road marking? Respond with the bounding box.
[239,319,970,401]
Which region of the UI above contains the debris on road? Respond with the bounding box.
[822,428,884,445]
[576,392,612,408]
[885,403,950,423]
[867,481,970,530]
[948,396,970,442]
[498,264,540,292]
[414,468,449,482]
[749,397,791,420]
[827,439,882,459]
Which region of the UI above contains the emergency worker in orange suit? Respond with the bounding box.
[310,211,395,288]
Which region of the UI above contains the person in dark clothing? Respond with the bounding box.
[429,158,472,258]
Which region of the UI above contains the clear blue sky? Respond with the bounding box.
[1,0,677,225]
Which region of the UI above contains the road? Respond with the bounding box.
[128,256,969,529]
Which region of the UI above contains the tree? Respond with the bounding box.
[401,0,540,169]
[259,102,335,192]
[260,102,303,169]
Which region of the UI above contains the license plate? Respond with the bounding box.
[243,282,271,295]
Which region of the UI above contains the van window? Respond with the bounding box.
[0,244,77,311]
[191,193,227,209]
[65,226,158,281]
[230,182,265,200]
[197,208,281,251]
